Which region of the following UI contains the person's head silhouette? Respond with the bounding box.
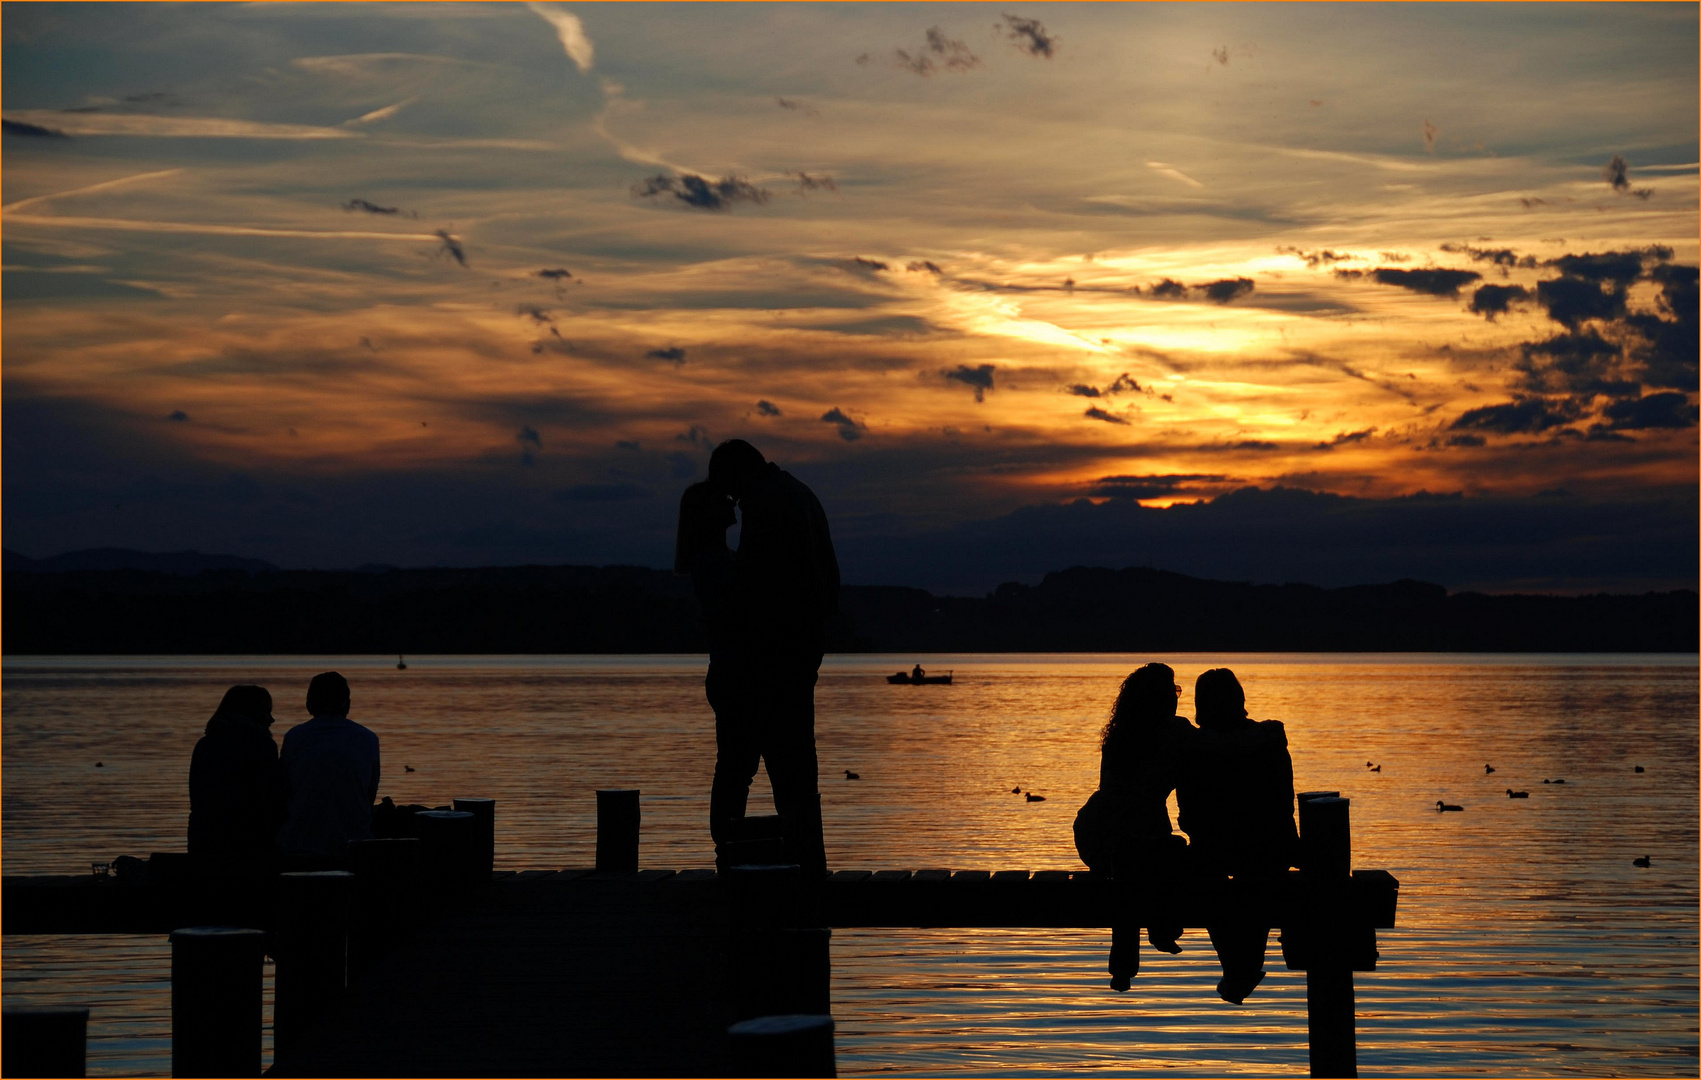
[1194,668,1248,729]
[674,480,737,573]
[212,684,274,727]
[1102,662,1178,747]
[305,671,351,719]
[707,439,766,500]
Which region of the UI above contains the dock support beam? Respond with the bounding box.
[1294,795,1358,1079]
[726,864,832,1023]
[3,1006,89,1078]
[170,926,266,1077]
[596,789,640,873]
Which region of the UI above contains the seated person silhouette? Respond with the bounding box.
[1177,668,1299,1004]
[1073,663,1195,991]
[911,663,925,681]
[276,671,381,860]
[188,684,284,867]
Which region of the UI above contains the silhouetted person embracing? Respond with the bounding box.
[1177,667,1299,1004]
[277,671,381,860]
[188,684,284,866]
[703,438,839,876]
[1074,663,1194,991]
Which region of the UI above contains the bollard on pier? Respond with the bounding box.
[452,797,496,879]
[273,870,354,1064]
[170,926,266,1077]
[414,810,480,888]
[3,1006,89,1078]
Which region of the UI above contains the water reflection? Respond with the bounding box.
[4,654,1696,1076]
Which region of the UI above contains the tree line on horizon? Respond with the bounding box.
[4,562,1694,654]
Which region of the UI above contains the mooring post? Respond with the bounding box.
[1299,795,1357,1079]
[169,926,266,1077]
[452,797,496,879]
[414,809,480,888]
[272,870,354,1065]
[2,1006,89,1078]
[727,1014,836,1077]
[346,838,423,978]
[726,863,831,1022]
[596,789,640,873]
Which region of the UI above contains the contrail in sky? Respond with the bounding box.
[1,214,442,242]
[2,168,183,213]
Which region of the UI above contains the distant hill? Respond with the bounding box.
[3,562,1693,654]
[3,547,279,575]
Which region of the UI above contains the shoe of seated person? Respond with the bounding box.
[1110,973,1131,992]
[1147,927,1183,954]
[1216,970,1265,1004]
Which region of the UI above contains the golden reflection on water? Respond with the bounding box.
[3,654,1697,1076]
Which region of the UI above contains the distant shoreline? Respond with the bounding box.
[6,563,1695,654]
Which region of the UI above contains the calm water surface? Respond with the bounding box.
[4,654,1697,1076]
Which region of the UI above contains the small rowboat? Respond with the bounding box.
[887,670,953,685]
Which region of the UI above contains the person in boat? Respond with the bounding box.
[1176,667,1299,1004]
[1073,663,1194,991]
[276,671,381,860]
[911,663,925,681]
[675,479,752,868]
[705,439,840,877]
[188,684,284,866]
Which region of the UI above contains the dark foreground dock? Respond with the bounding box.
[3,794,1396,1077]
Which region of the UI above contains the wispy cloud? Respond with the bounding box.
[999,14,1057,58]
[1145,162,1203,189]
[528,4,595,73]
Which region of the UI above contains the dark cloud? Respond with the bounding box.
[1369,267,1480,296]
[668,451,699,479]
[906,260,943,274]
[1083,406,1127,425]
[556,482,651,502]
[1516,331,1636,398]
[168,410,189,422]
[343,198,399,216]
[1231,440,1279,451]
[516,424,541,466]
[1313,428,1375,450]
[646,347,687,364]
[1602,154,1652,198]
[1629,263,1699,391]
[1468,283,1531,320]
[891,27,980,76]
[1065,384,1101,398]
[844,256,889,273]
[1422,119,1438,152]
[1149,278,1188,299]
[677,424,711,447]
[433,229,467,268]
[1200,277,1255,304]
[789,170,837,194]
[1519,197,1546,209]
[1107,373,1143,395]
[2,118,67,138]
[1087,473,1227,501]
[615,439,641,451]
[537,268,573,281]
[631,172,770,211]
[1451,397,1582,434]
[1278,246,1353,267]
[1600,391,1699,431]
[1547,250,1655,286]
[945,363,996,402]
[822,407,867,441]
[1534,275,1626,329]
[756,400,782,417]
[775,97,819,116]
[1000,13,1057,57]
[1440,243,1537,269]
[1446,433,1486,448]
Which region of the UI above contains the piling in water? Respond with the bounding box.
[170,926,266,1077]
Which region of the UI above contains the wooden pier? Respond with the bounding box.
[3,795,1398,1077]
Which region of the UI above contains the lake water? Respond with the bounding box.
[3,654,1697,1076]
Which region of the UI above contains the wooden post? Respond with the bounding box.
[346,838,423,978]
[726,864,830,1021]
[2,1007,89,1078]
[1299,795,1357,1078]
[596,789,640,873]
[169,926,266,1077]
[452,797,496,879]
[414,810,479,888]
[727,1014,836,1077]
[272,870,354,1064]
[1295,791,1340,875]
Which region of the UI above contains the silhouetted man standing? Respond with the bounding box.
[707,439,839,876]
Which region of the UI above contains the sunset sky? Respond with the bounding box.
[4,2,1696,594]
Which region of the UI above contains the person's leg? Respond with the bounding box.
[1207,921,1269,1003]
[1144,836,1186,953]
[1108,866,1140,990]
[760,670,826,876]
[708,669,761,864]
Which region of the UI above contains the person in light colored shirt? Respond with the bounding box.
[276,671,380,858]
